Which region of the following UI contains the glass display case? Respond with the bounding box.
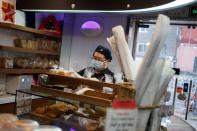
[15,88,105,131]
[14,74,123,131]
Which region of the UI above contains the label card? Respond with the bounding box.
[105,108,137,131]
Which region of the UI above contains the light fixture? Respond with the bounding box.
[81,21,103,36]
[126,0,196,14]
[18,0,196,13]
[127,4,130,9]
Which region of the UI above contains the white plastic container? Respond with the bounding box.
[34,125,62,131]
[16,119,39,131]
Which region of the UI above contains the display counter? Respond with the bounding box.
[14,73,134,131]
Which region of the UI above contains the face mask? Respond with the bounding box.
[90,59,106,71]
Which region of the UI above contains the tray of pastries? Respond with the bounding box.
[33,102,78,119]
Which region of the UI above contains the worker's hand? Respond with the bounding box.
[89,77,99,81]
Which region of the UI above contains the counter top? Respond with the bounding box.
[0,94,41,104]
[0,94,15,104]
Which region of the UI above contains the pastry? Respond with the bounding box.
[47,103,66,114]
[54,59,59,67]
[53,42,60,51]
[14,39,28,48]
[34,56,43,69]
[42,57,49,69]
[83,107,96,115]
[37,39,43,50]
[15,119,39,130]
[14,57,29,68]
[1,57,13,69]
[46,111,60,118]
[86,122,99,131]
[0,114,18,129]
[48,59,55,69]
[57,69,65,76]
[34,103,78,118]
[48,41,54,51]
[49,69,58,74]
[42,40,48,50]
[34,107,46,114]
[27,40,34,49]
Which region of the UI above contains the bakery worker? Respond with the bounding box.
[78,45,115,83]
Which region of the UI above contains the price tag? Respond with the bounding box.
[105,108,137,131]
[105,99,137,131]
[112,99,136,109]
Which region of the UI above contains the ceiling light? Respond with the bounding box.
[81,21,103,36]
[127,4,130,9]
[71,4,76,9]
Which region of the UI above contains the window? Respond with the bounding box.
[136,43,149,55]
[139,27,148,33]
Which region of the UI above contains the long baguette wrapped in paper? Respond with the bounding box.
[137,59,165,130]
[107,36,123,72]
[135,14,170,102]
[107,14,174,131]
[135,14,172,131]
[111,26,136,81]
[154,67,175,104]
[148,68,175,131]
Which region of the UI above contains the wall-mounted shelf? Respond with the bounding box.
[0,22,61,38]
[0,69,49,74]
[0,45,59,55]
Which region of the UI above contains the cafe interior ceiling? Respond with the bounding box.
[17,0,196,13]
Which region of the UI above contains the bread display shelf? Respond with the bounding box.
[84,90,114,100]
[0,45,59,55]
[47,73,120,90]
[0,22,61,38]
[18,85,112,107]
[0,69,49,74]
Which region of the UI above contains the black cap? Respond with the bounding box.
[93,45,112,61]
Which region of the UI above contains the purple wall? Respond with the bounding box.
[69,14,127,73]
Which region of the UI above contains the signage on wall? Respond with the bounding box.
[176,87,183,94]
[166,8,189,18]
[190,6,197,17]
[183,83,189,93]
[1,0,16,23]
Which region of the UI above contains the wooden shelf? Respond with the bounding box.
[0,45,59,55]
[0,22,61,38]
[31,85,112,107]
[47,73,121,90]
[0,69,49,74]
